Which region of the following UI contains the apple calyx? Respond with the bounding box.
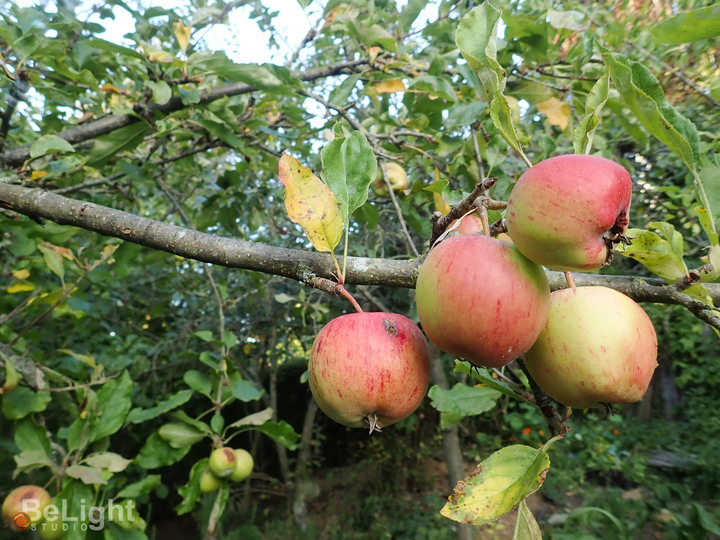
[601,210,633,266]
[365,412,382,434]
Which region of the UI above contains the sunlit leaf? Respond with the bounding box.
[456,2,506,101]
[536,97,570,130]
[573,71,610,154]
[173,21,192,52]
[617,225,688,282]
[30,135,75,158]
[651,5,720,43]
[374,79,406,93]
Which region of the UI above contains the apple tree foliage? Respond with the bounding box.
[0,0,719,537]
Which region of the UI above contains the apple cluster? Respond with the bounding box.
[200,447,255,493]
[308,155,658,434]
[417,154,658,409]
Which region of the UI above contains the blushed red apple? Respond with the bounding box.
[308,312,430,432]
[523,286,658,408]
[2,485,51,528]
[506,154,632,272]
[415,234,550,368]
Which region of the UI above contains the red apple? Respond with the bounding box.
[450,214,484,235]
[2,485,51,528]
[308,312,430,432]
[415,234,550,368]
[506,154,632,272]
[523,286,658,408]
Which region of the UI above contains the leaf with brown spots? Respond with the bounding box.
[279,154,343,254]
[440,444,550,525]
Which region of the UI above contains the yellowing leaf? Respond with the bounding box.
[441,444,550,525]
[12,269,30,280]
[368,46,381,61]
[374,79,406,94]
[7,282,34,294]
[279,154,343,253]
[30,170,47,181]
[537,98,571,130]
[173,21,192,53]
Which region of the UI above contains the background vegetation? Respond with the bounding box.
[1,0,719,538]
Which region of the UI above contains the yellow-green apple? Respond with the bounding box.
[308,312,430,432]
[199,468,222,493]
[371,162,407,195]
[2,485,51,529]
[208,447,236,477]
[415,234,550,367]
[506,154,632,271]
[523,286,658,408]
[228,449,254,482]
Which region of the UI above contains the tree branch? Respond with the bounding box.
[2,182,720,311]
[0,59,371,168]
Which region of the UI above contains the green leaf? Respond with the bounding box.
[547,9,589,31]
[86,122,152,168]
[454,362,526,402]
[90,371,133,442]
[125,389,194,424]
[29,135,75,158]
[573,71,610,155]
[603,49,699,171]
[117,474,162,498]
[14,417,52,454]
[84,451,132,472]
[193,330,215,342]
[618,225,688,282]
[54,481,94,540]
[14,449,54,473]
[2,387,51,419]
[158,422,206,448]
[456,2,506,101]
[231,379,265,402]
[144,80,172,104]
[249,421,300,450]
[135,432,192,469]
[428,383,501,429]
[226,407,273,429]
[441,445,550,525]
[37,243,66,282]
[184,369,213,398]
[321,131,377,225]
[698,166,720,243]
[66,464,107,485]
[651,5,720,43]
[513,499,542,540]
[490,92,530,165]
[176,458,208,515]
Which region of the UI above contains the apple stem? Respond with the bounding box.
[564,271,576,289]
[365,412,383,434]
[303,273,363,312]
[476,198,492,238]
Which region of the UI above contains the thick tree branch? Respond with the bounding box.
[0,59,371,168]
[2,182,720,312]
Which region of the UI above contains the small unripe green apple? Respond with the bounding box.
[2,485,51,529]
[208,447,237,477]
[416,234,550,368]
[228,449,254,482]
[37,515,64,540]
[524,286,658,408]
[506,154,632,271]
[371,162,408,195]
[309,312,430,431]
[199,468,222,493]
